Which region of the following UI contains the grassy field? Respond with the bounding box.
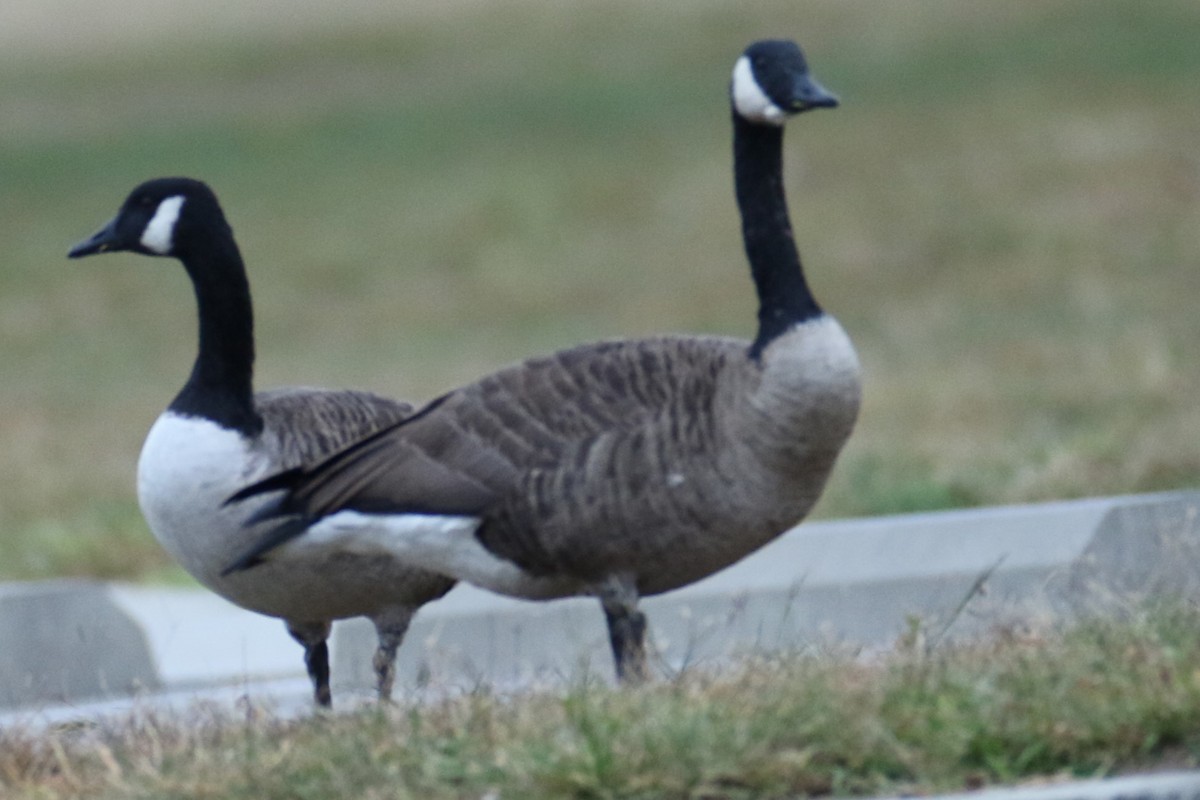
[1,0,1198,583]
[5,606,1200,798]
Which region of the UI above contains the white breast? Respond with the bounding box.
[748,314,862,450]
[136,412,270,586]
[776,315,861,386]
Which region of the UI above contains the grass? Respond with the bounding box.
[5,606,1200,798]
[1,1,1198,579]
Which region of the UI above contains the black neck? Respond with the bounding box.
[733,112,822,360]
[168,230,263,438]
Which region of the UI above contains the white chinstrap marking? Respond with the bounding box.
[140,194,185,255]
[288,510,569,600]
[732,56,786,125]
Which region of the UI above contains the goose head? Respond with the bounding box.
[732,39,838,126]
[69,177,226,260]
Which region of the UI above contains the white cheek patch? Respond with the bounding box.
[140,195,185,254]
[732,56,786,125]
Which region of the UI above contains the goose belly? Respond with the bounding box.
[631,489,827,596]
[637,435,847,594]
[531,453,840,598]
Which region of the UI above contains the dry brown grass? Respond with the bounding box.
[4,607,1200,798]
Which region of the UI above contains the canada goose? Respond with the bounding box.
[226,39,860,683]
[67,178,456,706]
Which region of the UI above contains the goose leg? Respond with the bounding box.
[598,575,650,684]
[370,607,416,702]
[286,620,333,707]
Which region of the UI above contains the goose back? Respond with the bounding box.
[255,386,416,466]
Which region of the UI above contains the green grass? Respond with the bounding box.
[5,607,1200,798]
[1,0,1199,580]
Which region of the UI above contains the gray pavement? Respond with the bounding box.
[1,490,1198,720]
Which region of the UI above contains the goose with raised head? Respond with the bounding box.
[68,178,456,706]
[225,39,860,683]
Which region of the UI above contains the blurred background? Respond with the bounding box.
[0,0,1197,583]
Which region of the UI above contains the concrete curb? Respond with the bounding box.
[0,581,159,709]
[871,770,1200,800]
[1,490,1197,714]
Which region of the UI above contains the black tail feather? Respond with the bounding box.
[224,466,305,507]
[220,394,463,575]
[221,515,313,576]
[239,493,291,528]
